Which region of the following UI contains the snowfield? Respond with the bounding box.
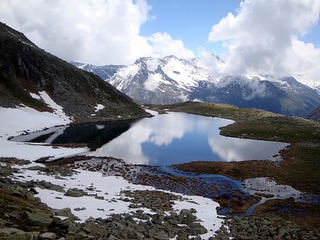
[0,92,87,160]
[12,163,223,238]
[0,91,224,239]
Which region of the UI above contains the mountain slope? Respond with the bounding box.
[306,106,320,122]
[0,22,148,122]
[71,62,125,81]
[73,56,320,117]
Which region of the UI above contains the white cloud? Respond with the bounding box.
[148,32,195,59]
[208,0,320,86]
[285,38,320,87]
[196,51,225,79]
[0,0,194,65]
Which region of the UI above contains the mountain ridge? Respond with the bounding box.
[72,56,320,117]
[0,22,149,122]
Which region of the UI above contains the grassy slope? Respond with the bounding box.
[148,102,320,194]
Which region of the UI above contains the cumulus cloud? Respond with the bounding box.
[208,0,320,86]
[285,38,320,87]
[148,32,195,59]
[0,0,194,65]
[196,51,225,78]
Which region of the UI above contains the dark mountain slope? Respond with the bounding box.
[0,22,148,122]
[306,106,320,122]
[71,62,124,81]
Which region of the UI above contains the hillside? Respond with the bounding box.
[0,22,148,123]
[307,106,320,122]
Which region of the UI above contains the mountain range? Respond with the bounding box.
[0,22,148,122]
[73,55,320,117]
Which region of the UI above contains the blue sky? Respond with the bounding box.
[141,0,320,54]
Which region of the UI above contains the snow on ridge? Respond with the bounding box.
[162,57,210,90]
[110,56,213,92]
[144,73,171,91]
[111,63,140,90]
[145,57,160,72]
[30,92,41,100]
[77,63,89,70]
[39,91,72,122]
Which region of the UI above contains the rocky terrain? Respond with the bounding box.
[0,22,149,122]
[1,156,319,240]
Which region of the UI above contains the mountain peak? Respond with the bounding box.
[73,54,320,116]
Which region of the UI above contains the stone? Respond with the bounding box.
[188,223,207,235]
[39,232,57,239]
[0,228,40,240]
[64,188,85,197]
[53,208,78,220]
[25,210,53,226]
[107,235,118,240]
[154,230,168,240]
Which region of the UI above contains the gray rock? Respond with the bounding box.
[25,210,53,226]
[154,230,168,240]
[64,188,85,197]
[39,232,57,239]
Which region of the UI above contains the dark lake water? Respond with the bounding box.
[13,111,289,168]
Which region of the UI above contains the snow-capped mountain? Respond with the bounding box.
[71,62,125,81]
[109,55,216,104]
[72,56,320,117]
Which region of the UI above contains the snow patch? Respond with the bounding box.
[29,92,41,100]
[144,109,158,115]
[244,177,302,199]
[12,163,223,236]
[162,57,210,90]
[39,91,72,122]
[94,104,105,112]
[145,57,160,71]
[173,196,222,239]
[0,92,88,161]
[144,73,162,91]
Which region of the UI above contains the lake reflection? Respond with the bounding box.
[89,112,289,166]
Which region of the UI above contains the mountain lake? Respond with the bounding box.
[12,111,289,167]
